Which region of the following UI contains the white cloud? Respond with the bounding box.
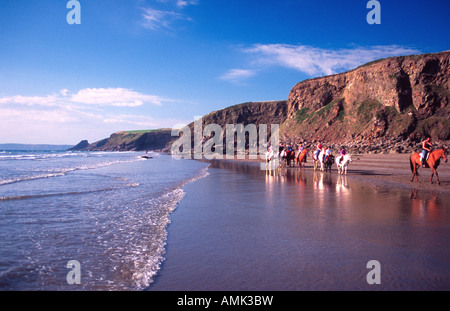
[0,107,78,124]
[0,94,60,106]
[141,7,184,30]
[0,88,168,108]
[60,89,70,96]
[0,88,181,144]
[243,44,421,77]
[219,69,256,83]
[140,0,197,31]
[70,88,166,107]
[176,0,198,8]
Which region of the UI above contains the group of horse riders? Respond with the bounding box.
[272,136,436,166]
[265,136,447,183]
[278,142,347,162]
[266,141,348,166]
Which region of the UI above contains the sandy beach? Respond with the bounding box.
[148,153,450,291]
[333,153,450,194]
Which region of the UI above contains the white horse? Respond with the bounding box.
[265,149,274,163]
[335,154,352,175]
[313,149,326,171]
[265,148,281,170]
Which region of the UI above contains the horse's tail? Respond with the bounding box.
[410,154,418,175]
[409,155,413,172]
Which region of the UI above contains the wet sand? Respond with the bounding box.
[343,153,450,194]
[148,154,450,291]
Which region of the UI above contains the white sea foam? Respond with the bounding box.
[0,153,210,290]
[116,166,209,290]
[0,156,145,186]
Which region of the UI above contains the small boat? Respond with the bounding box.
[141,155,153,159]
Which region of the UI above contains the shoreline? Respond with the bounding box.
[196,153,450,195]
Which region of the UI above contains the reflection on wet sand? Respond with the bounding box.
[265,166,307,185]
[410,189,446,223]
[335,174,350,195]
[189,159,450,290]
[205,159,449,224]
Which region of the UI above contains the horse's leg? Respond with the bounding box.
[415,164,420,182]
[410,164,415,182]
[430,167,440,185]
[411,159,420,183]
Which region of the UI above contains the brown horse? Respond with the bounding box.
[296,149,308,169]
[410,148,448,185]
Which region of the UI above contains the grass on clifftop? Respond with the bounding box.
[124,129,171,134]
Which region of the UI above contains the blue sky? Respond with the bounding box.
[0,0,449,144]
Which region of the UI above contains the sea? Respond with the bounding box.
[0,150,209,290]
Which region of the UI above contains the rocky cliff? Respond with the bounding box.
[73,51,449,154]
[166,100,288,153]
[281,51,450,153]
[73,101,288,152]
[73,129,174,152]
[68,140,89,151]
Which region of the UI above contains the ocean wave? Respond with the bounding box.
[0,172,66,186]
[0,182,140,202]
[0,157,145,186]
[0,152,79,161]
[127,166,209,290]
[0,154,209,290]
[128,188,187,290]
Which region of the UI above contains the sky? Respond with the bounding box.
[0,0,449,145]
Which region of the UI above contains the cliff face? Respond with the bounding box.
[171,100,288,153]
[79,101,288,152]
[193,100,287,136]
[68,140,89,151]
[282,51,450,144]
[80,129,174,152]
[74,51,449,153]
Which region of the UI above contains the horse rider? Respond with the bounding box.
[296,143,304,158]
[315,142,322,160]
[324,146,332,162]
[421,137,432,167]
[339,147,347,163]
[278,142,284,158]
[266,145,274,162]
[285,143,292,157]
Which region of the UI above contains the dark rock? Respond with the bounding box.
[68,140,89,151]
